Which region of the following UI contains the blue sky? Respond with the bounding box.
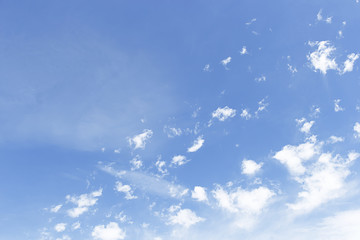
[1,0,360,239]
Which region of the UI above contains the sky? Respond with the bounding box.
[1,0,360,239]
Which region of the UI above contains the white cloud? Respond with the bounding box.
[255,75,266,82]
[310,105,321,118]
[338,30,343,39]
[130,155,142,171]
[255,98,269,116]
[101,165,188,199]
[203,64,211,72]
[287,64,297,73]
[72,222,81,230]
[296,118,315,134]
[273,140,320,176]
[245,18,256,25]
[168,208,205,228]
[240,46,248,55]
[172,155,189,166]
[342,53,359,74]
[240,109,252,120]
[92,222,126,240]
[316,9,332,24]
[241,159,263,175]
[115,182,137,200]
[354,122,360,138]
[50,204,62,213]
[275,137,358,213]
[288,152,358,213]
[155,159,167,174]
[307,41,338,75]
[66,189,102,218]
[221,57,231,69]
[163,126,182,138]
[128,129,153,150]
[334,99,344,112]
[212,185,275,214]
[191,186,208,202]
[212,106,236,121]
[328,136,344,144]
[55,223,66,233]
[56,235,71,240]
[187,136,204,153]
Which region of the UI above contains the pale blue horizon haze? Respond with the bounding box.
[1,1,360,240]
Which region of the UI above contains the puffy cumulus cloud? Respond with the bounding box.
[240,109,252,120]
[211,106,237,122]
[66,189,102,218]
[275,137,359,214]
[241,159,263,175]
[50,204,62,213]
[307,41,338,75]
[327,135,344,144]
[334,99,344,112]
[221,57,231,69]
[168,208,205,228]
[191,186,208,202]
[128,129,153,150]
[187,136,204,153]
[342,53,359,74]
[289,152,358,213]
[163,126,182,138]
[273,139,320,176]
[296,118,315,134]
[115,182,137,200]
[92,222,126,240]
[212,185,275,214]
[171,155,189,166]
[130,155,142,171]
[54,223,66,232]
[354,122,360,138]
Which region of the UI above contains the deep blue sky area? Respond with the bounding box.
[1,1,360,240]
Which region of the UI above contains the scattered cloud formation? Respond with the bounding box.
[130,155,143,171]
[203,64,211,72]
[92,222,126,240]
[66,189,102,218]
[187,136,205,153]
[245,18,257,25]
[128,129,153,150]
